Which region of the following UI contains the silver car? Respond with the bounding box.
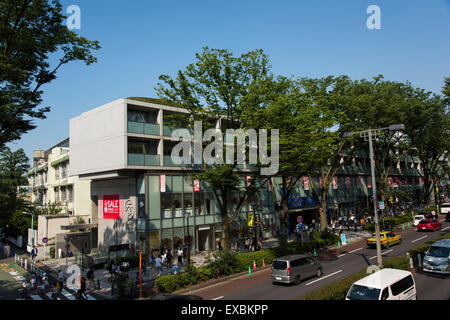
[423,239,450,275]
[271,254,323,285]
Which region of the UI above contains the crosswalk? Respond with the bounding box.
[17,288,97,300]
[9,269,97,301]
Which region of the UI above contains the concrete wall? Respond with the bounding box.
[73,176,91,217]
[91,177,137,248]
[69,99,127,176]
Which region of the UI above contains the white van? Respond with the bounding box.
[414,215,425,227]
[346,268,416,300]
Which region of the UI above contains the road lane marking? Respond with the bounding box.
[442,226,450,231]
[369,249,394,260]
[337,254,347,258]
[61,289,76,300]
[212,296,224,300]
[349,248,363,254]
[411,235,428,243]
[305,270,343,286]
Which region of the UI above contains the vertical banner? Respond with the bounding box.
[247,176,252,187]
[393,177,398,188]
[160,174,166,192]
[332,176,338,189]
[388,177,393,188]
[193,179,200,192]
[345,177,350,190]
[103,195,120,219]
[304,177,309,190]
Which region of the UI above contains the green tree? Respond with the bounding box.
[0,147,30,235]
[156,47,272,250]
[0,0,100,147]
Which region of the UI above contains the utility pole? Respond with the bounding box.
[368,129,383,268]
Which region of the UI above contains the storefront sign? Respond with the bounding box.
[332,177,338,189]
[194,179,200,192]
[160,175,166,192]
[103,195,120,219]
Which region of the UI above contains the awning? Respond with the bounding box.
[61,223,98,230]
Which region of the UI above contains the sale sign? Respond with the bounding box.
[103,195,120,219]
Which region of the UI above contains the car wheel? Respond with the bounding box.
[316,268,323,277]
[294,275,301,285]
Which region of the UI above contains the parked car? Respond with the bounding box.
[413,215,425,227]
[366,231,401,249]
[423,239,450,275]
[440,203,450,215]
[271,254,323,285]
[417,219,442,232]
[346,268,416,300]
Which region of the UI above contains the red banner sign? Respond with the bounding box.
[194,179,200,192]
[103,195,120,219]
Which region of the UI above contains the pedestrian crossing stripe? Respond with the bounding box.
[45,292,61,300]
[30,295,43,300]
[61,289,76,300]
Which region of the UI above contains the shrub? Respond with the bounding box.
[49,246,55,259]
[363,213,413,232]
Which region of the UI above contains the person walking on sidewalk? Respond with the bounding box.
[177,247,183,265]
[31,246,38,264]
[87,266,95,290]
[155,255,162,276]
[57,268,65,292]
[165,249,173,268]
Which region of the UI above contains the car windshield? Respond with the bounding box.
[415,216,423,220]
[427,246,450,258]
[347,285,381,300]
[372,234,384,239]
[272,260,287,270]
[419,220,430,224]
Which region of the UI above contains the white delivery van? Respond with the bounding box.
[346,268,416,300]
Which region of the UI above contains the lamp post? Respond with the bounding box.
[341,124,405,269]
[23,212,34,249]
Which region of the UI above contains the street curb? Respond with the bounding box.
[174,265,273,295]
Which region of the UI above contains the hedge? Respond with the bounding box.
[299,256,410,300]
[155,231,340,293]
[363,213,414,232]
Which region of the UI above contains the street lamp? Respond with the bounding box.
[340,124,405,268]
[23,212,34,249]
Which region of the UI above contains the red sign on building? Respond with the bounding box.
[194,179,200,192]
[103,195,120,219]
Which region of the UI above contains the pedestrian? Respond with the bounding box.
[77,274,87,300]
[354,219,358,232]
[218,239,223,251]
[171,263,179,275]
[51,283,58,300]
[30,274,37,294]
[177,247,183,265]
[339,223,343,235]
[21,279,29,299]
[162,251,167,265]
[87,266,95,290]
[142,258,147,277]
[155,255,162,276]
[149,250,155,266]
[57,268,65,292]
[166,249,173,268]
[31,246,38,264]
[135,272,140,285]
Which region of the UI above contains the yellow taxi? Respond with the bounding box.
[366,231,402,249]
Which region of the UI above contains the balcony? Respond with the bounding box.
[128,154,160,166]
[127,121,160,136]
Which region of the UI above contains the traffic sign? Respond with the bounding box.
[379,201,385,210]
[42,237,48,244]
[297,216,303,223]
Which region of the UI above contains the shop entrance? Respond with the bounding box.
[197,227,210,252]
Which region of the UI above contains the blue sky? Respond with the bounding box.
[7,0,450,164]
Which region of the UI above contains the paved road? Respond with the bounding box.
[185,220,450,300]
